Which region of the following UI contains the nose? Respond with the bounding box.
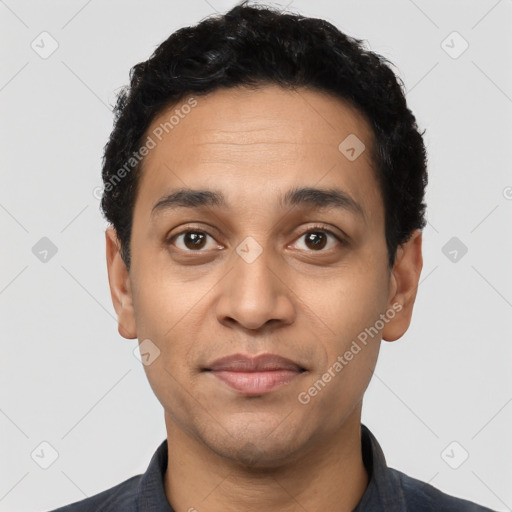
[215,240,296,331]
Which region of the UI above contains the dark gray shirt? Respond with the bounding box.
[47,424,496,511]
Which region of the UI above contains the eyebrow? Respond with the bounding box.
[150,186,366,221]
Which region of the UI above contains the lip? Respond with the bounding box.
[206,353,305,372]
[204,353,306,395]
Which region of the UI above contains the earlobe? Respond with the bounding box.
[382,229,423,342]
[105,226,137,340]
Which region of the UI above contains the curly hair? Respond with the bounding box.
[100,0,428,271]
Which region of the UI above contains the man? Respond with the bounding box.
[48,1,495,511]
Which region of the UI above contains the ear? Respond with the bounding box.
[382,229,423,342]
[105,226,137,339]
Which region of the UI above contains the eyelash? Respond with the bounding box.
[167,224,346,252]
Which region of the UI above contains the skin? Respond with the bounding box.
[105,84,423,512]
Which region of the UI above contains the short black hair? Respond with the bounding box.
[100,0,428,271]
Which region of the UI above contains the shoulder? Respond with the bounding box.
[390,468,496,512]
[46,474,142,512]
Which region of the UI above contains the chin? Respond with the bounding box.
[200,418,310,470]
[216,439,303,470]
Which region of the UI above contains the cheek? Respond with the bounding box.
[131,255,202,340]
[298,260,388,403]
[296,337,380,434]
[134,286,205,417]
[141,356,205,437]
[307,263,389,343]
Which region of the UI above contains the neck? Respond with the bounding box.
[163,408,369,512]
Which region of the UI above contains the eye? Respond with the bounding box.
[167,225,346,253]
[291,225,345,252]
[168,229,221,251]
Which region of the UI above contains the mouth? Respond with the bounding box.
[203,353,307,395]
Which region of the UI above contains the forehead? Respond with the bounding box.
[133,84,383,229]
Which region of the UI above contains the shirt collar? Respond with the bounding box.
[354,424,406,511]
[136,438,174,511]
[134,423,402,511]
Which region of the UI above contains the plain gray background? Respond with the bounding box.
[1,0,511,510]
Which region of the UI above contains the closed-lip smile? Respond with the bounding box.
[204,353,306,395]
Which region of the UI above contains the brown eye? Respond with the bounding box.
[292,226,344,252]
[304,232,328,250]
[170,230,216,251]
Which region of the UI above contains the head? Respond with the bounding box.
[103,2,426,468]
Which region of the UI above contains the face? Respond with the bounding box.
[106,84,422,468]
